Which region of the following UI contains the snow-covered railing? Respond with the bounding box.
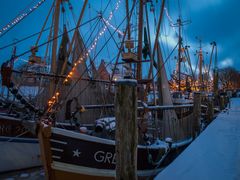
[77,103,193,110]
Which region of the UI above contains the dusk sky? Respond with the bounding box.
[180,0,240,70]
[0,0,239,76]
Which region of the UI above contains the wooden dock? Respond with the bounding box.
[155,98,240,180]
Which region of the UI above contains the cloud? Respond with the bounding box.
[219,58,234,68]
[161,34,178,48]
[188,0,223,11]
[176,0,240,70]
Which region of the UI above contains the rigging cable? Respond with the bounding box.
[64,14,127,102]
[0,0,47,38]
[35,1,55,46]
[43,5,55,68]
[47,0,136,113]
[110,0,121,39]
[101,18,121,51]
[0,27,51,50]
[46,0,125,107]
[103,26,112,61]
[68,1,78,25]
[152,42,179,80]
[75,55,119,100]
[3,17,99,63]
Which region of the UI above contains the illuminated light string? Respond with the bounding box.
[102,17,124,36]
[48,0,122,109]
[47,92,60,107]
[0,0,46,36]
[164,7,174,26]
[62,0,122,84]
[163,7,178,36]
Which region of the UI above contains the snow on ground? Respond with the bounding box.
[155,98,240,180]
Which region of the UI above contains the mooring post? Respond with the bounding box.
[192,92,201,138]
[224,95,229,107]
[220,96,225,110]
[115,79,138,180]
[207,98,214,124]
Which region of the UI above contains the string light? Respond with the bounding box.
[47,0,122,110]
[62,0,122,84]
[164,7,174,26]
[47,91,60,107]
[0,0,46,36]
[102,17,124,36]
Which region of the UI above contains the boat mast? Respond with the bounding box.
[144,3,156,104]
[177,18,182,92]
[173,15,190,92]
[184,45,196,90]
[213,43,218,96]
[198,38,203,91]
[136,0,144,80]
[124,0,132,76]
[154,0,165,105]
[125,0,131,45]
[60,0,88,76]
[50,0,61,96]
[143,0,165,104]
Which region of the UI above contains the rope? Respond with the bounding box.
[58,1,135,105]
[45,0,137,117]
[0,27,51,50]
[3,17,98,63]
[63,17,126,101]
[146,142,171,179]
[35,1,55,46]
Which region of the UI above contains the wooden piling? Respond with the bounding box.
[192,92,201,138]
[220,96,225,110]
[115,79,138,180]
[207,98,214,124]
[224,96,229,107]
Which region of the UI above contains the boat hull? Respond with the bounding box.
[49,167,114,180]
[39,126,191,179]
[0,136,41,173]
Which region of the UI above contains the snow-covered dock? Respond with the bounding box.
[155,98,240,180]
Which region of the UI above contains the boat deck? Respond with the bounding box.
[155,98,240,180]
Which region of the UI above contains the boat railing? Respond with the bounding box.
[80,103,193,111]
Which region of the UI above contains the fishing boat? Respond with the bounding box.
[0,114,41,173]
[34,0,195,179]
[0,0,115,173]
[0,46,43,172]
[0,0,197,177]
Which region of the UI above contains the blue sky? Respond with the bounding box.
[0,0,239,76]
[179,0,240,70]
[0,0,125,69]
